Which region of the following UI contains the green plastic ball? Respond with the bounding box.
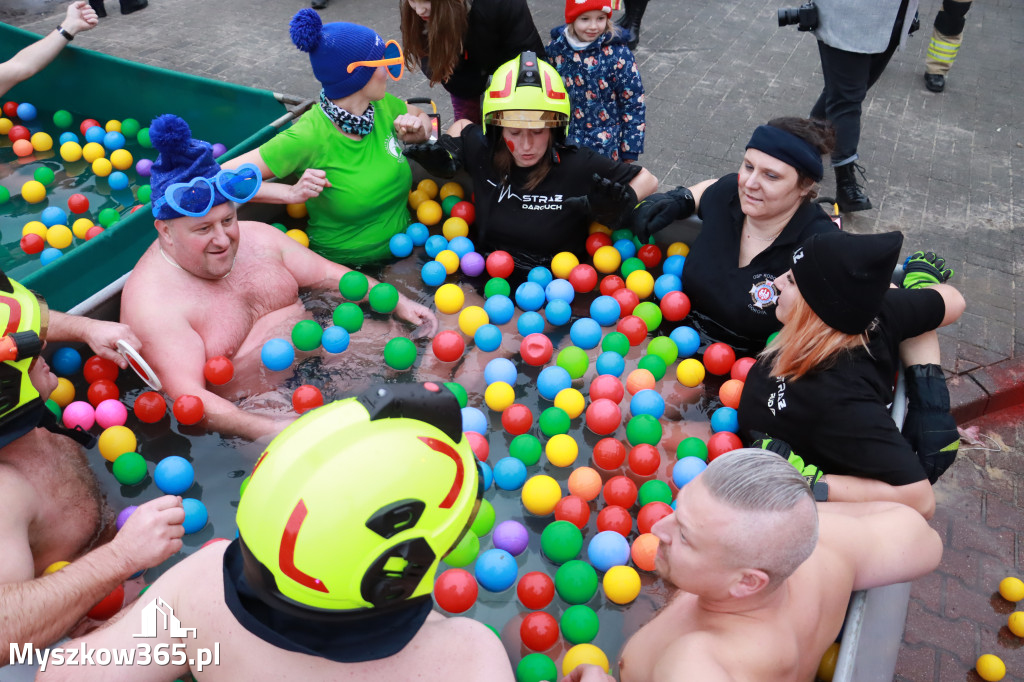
[555,559,598,604]
[137,127,152,148]
[239,475,250,498]
[470,499,495,536]
[539,406,571,437]
[556,346,589,380]
[610,228,633,243]
[332,302,364,333]
[442,194,461,217]
[33,167,55,185]
[291,319,323,351]
[484,277,510,298]
[271,222,288,232]
[766,331,780,347]
[637,354,667,381]
[0,186,9,204]
[383,337,417,370]
[368,282,399,313]
[509,434,542,465]
[676,437,708,461]
[560,604,600,644]
[44,399,61,420]
[137,184,152,203]
[620,257,646,278]
[339,271,369,301]
[120,118,141,139]
[52,110,73,128]
[541,520,583,564]
[443,529,479,567]
[112,451,147,486]
[638,479,674,507]
[516,653,558,682]
[98,207,120,228]
[633,301,663,332]
[445,381,468,408]
[626,414,662,446]
[647,336,679,366]
[601,331,630,356]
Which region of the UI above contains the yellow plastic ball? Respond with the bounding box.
[588,221,612,236]
[1000,577,1024,602]
[976,654,1006,682]
[60,141,83,162]
[676,358,706,387]
[408,189,429,210]
[21,180,46,204]
[49,377,75,407]
[109,148,133,171]
[285,229,309,247]
[439,181,464,200]
[551,251,580,280]
[435,249,460,275]
[1008,612,1024,638]
[285,202,308,219]
[521,474,562,515]
[442,216,469,240]
[603,565,642,604]
[104,119,122,132]
[593,245,622,274]
[816,642,840,682]
[0,117,12,134]
[458,305,489,336]
[562,644,610,676]
[30,132,53,152]
[417,178,439,199]
[667,242,690,257]
[97,425,138,463]
[416,199,443,226]
[43,560,70,575]
[92,157,113,177]
[625,269,655,299]
[554,388,585,419]
[82,142,105,163]
[72,218,95,240]
[46,225,73,249]
[484,381,516,412]
[545,433,579,467]
[22,221,47,238]
[434,283,465,315]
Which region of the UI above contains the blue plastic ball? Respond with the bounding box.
[16,103,37,121]
[474,324,502,352]
[613,239,637,261]
[474,548,519,592]
[40,206,67,227]
[421,260,447,287]
[108,171,130,191]
[672,456,707,488]
[51,347,82,376]
[544,299,572,327]
[569,318,602,350]
[424,234,449,258]
[483,294,515,325]
[515,282,546,312]
[389,233,414,258]
[321,326,350,353]
[102,131,126,151]
[517,311,545,336]
[405,222,429,246]
[710,406,739,434]
[447,236,474,258]
[181,498,208,535]
[478,460,493,491]
[461,406,488,434]
[153,455,195,495]
[527,266,553,288]
[493,457,528,491]
[39,248,63,266]
[590,295,621,327]
[484,357,518,386]
[84,126,106,144]
[654,274,683,299]
[663,255,686,280]
[595,351,626,377]
[58,131,79,145]
[537,366,572,400]
[630,389,666,419]
[545,278,575,304]
[587,531,631,572]
[670,326,701,359]
[261,338,295,371]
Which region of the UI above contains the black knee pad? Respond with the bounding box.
[934,0,971,35]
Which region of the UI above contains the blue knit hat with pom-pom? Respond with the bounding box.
[290,9,385,100]
[148,114,228,220]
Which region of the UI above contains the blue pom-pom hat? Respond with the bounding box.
[148,114,228,220]
[290,9,385,100]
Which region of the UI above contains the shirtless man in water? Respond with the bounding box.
[121,114,437,441]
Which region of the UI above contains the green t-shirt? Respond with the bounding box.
[258,94,412,266]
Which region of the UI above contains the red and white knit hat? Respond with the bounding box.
[565,0,621,24]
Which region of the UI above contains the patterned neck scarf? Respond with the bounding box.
[320,89,375,137]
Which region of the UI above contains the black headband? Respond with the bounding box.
[745,125,824,182]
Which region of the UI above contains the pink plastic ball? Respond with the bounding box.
[63,400,96,431]
[94,399,128,429]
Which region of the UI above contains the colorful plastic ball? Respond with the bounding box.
[8,123,29,141]
[483,294,514,325]
[589,375,624,405]
[51,109,73,128]
[444,530,480,568]
[565,319,599,351]
[310,326,345,356]
[999,577,1024,602]
[389,232,414,258]
[474,548,518,592]
[556,346,589,380]
[406,222,429,245]
[626,414,662,447]
[461,406,487,435]
[585,399,621,436]
[1008,611,1024,637]
[435,249,460,275]
[466,431,490,463]
[287,320,322,352]
[339,270,369,300]
[975,655,1006,682]
[470,498,495,536]
[596,505,633,537]
[45,225,73,249]
[637,501,673,535]
[442,216,469,240]
[676,357,706,387]
[0,185,9,204]
[292,385,324,414]
[51,347,82,376]
[517,311,545,337]
[621,370,652,398]
[332,303,363,333]
[546,433,579,467]
[21,180,46,203]
[15,102,36,121]
[451,201,475,225]
[509,433,542,466]
[587,530,631,573]
[483,381,515,412]
[434,568,478,613]
[677,437,708,462]
[520,611,560,652]
[112,451,148,486]
[564,469,600,504]
[474,324,502,352]
[95,424,137,465]
[592,245,622,274]
[137,127,151,147]
[120,118,140,138]
[516,653,557,682]
[430,330,464,363]
[625,270,655,301]
[196,355,233,386]
[416,199,443,225]
[40,247,63,266]
[545,278,575,305]
[517,571,555,610]
[132,391,165,424]
[540,299,567,327]
[28,134,53,156]
[480,358,515,388]
[528,266,553,288]
[95,398,129,429]
[23,220,47,237]
[102,130,125,151]
[532,367,569,403]
[632,302,662,333]
[614,316,646,346]
[153,455,195,495]
[420,260,447,287]
[424,234,448,258]
[546,252,576,280]
[611,287,640,318]
[558,606,599,648]
[434,283,465,314]
[261,338,295,371]
[0,117,10,135]
[86,379,119,407]
[501,403,532,436]
[75,118,96,135]
[555,494,591,529]
[603,475,639,508]
[630,389,666,420]
[520,332,553,367]
[136,186,152,204]
[643,339,676,369]
[110,148,133,170]
[493,456,529,491]
[586,232,614,256]
[515,281,546,312]
[593,351,624,378]
[539,406,571,437]
[554,388,586,419]
[603,565,642,604]
[172,395,205,426]
[492,519,530,556]
[628,443,661,477]
[639,244,664,266]
[20,233,45,254]
[63,195,90,217]
[654,275,683,303]
[631,533,660,572]
[541,519,584,564]
[613,239,637,262]
[588,296,620,328]
[86,583,125,621]
[485,250,515,278]
[92,157,114,177]
[731,356,757,381]
[703,342,737,376]
[180,498,208,535]
[460,251,485,277]
[367,282,399,314]
[384,337,417,370]
[707,431,743,460]
[33,167,56,188]
[710,406,740,434]
[113,506,138,532]
[408,189,428,210]
[670,325,701,359]
[569,264,599,293]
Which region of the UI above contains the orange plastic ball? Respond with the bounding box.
[626,369,656,395]
[12,139,34,157]
[631,533,659,572]
[719,379,744,409]
[568,466,603,501]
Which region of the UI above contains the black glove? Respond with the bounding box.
[627,186,696,243]
[563,173,639,229]
[402,134,462,179]
[902,364,959,483]
[900,251,953,289]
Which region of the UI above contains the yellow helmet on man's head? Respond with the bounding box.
[482,51,570,134]
[237,383,481,616]
[0,270,48,448]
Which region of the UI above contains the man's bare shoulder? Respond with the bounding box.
[416,614,515,681]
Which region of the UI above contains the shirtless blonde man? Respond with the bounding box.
[120,115,437,441]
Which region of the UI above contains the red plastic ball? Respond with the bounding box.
[707,431,743,461]
[7,125,30,142]
[517,571,555,610]
[659,291,691,322]
[597,504,634,537]
[431,330,465,362]
[85,225,104,240]
[589,374,625,404]
[20,233,45,255]
[2,101,18,118]
[520,611,560,652]
[485,250,515,278]
[450,201,476,225]
[554,494,591,529]
[585,232,613,255]
[611,287,639,317]
[502,403,533,435]
[83,356,119,384]
[585,398,621,435]
[86,583,124,621]
[637,244,662,268]
[731,356,757,382]
[603,475,638,508]
[628,444,661,476]
[67,193,90,214]
[79,118,100,135]
[434,568,478,614]
[172,395,205,426]
[87,379,120,407]
[520,332,553,367]
[616,315,648,346]
[292,385,324,414]
[466,431,490,462]
[134,391,166,423]
[568,264,598,293]
[592,437,626,470]
[637,501,673,534]
[703,342,737,376]
[203,355,235,385]
[599,275,625,296]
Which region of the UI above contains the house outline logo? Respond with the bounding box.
[133,597,197,639]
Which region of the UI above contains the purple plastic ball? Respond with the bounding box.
[460,251,485,277]
[211,142,228,158]
[491,519,530,556]
[135,158,153,177]
[116,505,138,530]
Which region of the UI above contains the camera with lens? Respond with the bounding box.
[778,1,818,31]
